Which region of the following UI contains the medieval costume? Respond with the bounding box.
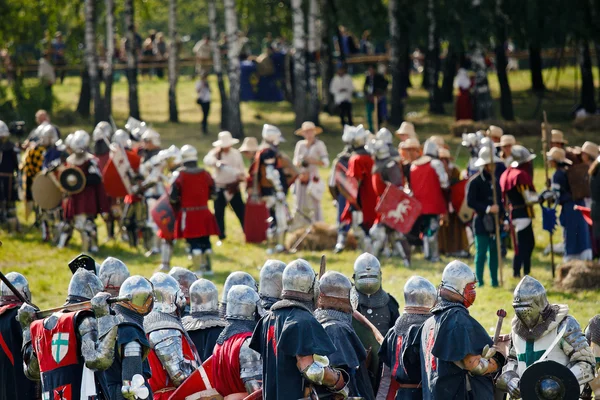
[497,276,595,399]
[330,143,353,253]
[454,68,473,121]
[258,259,285,310]
[0,121,20,232]
[585,315,600,397]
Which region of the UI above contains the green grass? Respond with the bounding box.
[1,66,599,334]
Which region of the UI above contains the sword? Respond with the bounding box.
[35,294,132,319]
[493,309,507,345]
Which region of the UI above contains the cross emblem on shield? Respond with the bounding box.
[51,332,69,364]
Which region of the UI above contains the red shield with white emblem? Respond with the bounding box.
[450,179,474,223]
[168,356,223,400]
[334,162,359,207]
[102,147,139,198]
[375,184,422,234]
[150,193,177,241]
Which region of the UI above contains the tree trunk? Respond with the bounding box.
[440,46,457,103]
[125,0,140,119]
[209,0,229,130]
[426,0,444,114]
[85,0,104,123]
[328,0,344,61]
[168,0,178,122]
[104,0,114,118]
[580,40,596,113]
[319,0,335,115]
[388,0,406,125]
[306,0,319,124]
[76,69,91,117]
[528,44,545,94]
[292,0,307,128]
[495,0,514,120]
[224,0,243,138]
[404,43,412,89]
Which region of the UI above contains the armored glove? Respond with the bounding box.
[91,292,112,318]
[122,374,150,400]
[469,345,497,375]
[506,377,521,398]
[17,303,38,330]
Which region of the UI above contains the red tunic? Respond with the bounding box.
[341,153,377,229]
[410,160,447,215]
[455,88,473,120]
[123,150,142,204]
[173,169,220,239]
[64,159,109,219]
[147,334,198,400]
[212,332,252,396]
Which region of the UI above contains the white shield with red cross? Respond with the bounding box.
[51,332,70,364]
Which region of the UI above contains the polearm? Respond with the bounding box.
[542,111,556,277]
[0,270,38,309]
[35,294,132,319]
[487,141,503,286]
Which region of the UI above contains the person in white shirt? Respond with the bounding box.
[329,64,354,128]
[293,122,330,223]
[196,72,211,134]
[203,131,246,243]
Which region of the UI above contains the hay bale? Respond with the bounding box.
[556,260,600,290]
[450,120,541,138]
[573,115,600,131]
[286,221,358,252]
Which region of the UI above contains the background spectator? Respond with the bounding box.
[51,32,67,83]
[154,32,167,79]
[329,64,354,127]
[196,72,211,135]
[193,34,211,76]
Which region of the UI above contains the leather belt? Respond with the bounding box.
[397,382,422,389]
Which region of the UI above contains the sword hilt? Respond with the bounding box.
[493,309,507,345]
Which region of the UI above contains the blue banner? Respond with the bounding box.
[240,52,286,102]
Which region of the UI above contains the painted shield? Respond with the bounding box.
[451,179,475,223]
[520,360,580,400]
[375,184,422,234]
[150,193,177,241]
[102,147,139,198]
[58,166,86,194]
[244,198,270,243]
[51,332,70,364]
[32,172,63,210]
[334,162,359,207]
[168,356,223,400]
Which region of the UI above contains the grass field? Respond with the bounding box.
[1,66,599,334]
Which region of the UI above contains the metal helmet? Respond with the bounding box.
[262,124,283,145]
[112,129,130,147]
[141,128,161,146]
[150,272,186,316]
[259,259,286,301]
[350,125,367,147]
[119,275,154,316]
[93,121,113,142]
[440,260,476,296]
[158,145,182,168]
[353,252,382,295]
[64,133,75,149]
[403,276,437,309]
[225,284,261,321]
[0,272,31,305]
[99,257,131,296]
[422,138,439,158]
[180,144,198,163]
[511,144,536,167]
[39,123,58,147]
[0,121,8,138]
[319,271,352,300]
[376,128,393,145]
[281,259,318,302]
[221,271,257,304]
[67,268,104,301]
[341,125,355,144]
[70,130,91,153]
[372,139,391,160]
[513,276,549,330]
[168,267,198,303]
[189,278,219,314]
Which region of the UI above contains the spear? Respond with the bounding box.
[541,111,556,277]
[487,141,503,286]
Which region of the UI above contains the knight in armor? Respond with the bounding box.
[585,315,600,397]
[496,276,595,398]
[213,285,263,398]
[340,124,378,253]
[248,124,293,254]
[379,276,437,400]
[103,275,154,400]
[93,121,119,241]
[219,271,258,317]
[315,271,375,400]
[37,123,64,242]
[0,120,20,232]
[250,259,349,399]
[0,273,38,400]
[407,261,502,399]
[168,267,198,316]
[258,259,286,310]
[62,130,109,252]
[329,129,354,253]
[18,268,119,400]
[98,257,131,297]
[144,273,201,399]
[461,131,484,178]
[21,123,48,223]
[500,145,539,278]
[169,144,220,274]
[182,279,227,361]
[369,139,410,264]
[376,127,400,160]
[410,138,449,262]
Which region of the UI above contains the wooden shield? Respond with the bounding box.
[58,166,86,194]
[102,148,140,198]
[244,198,270,243]
[150,193,177,241]
[31,172,63,210]
[334,162,359,207]
[450,179,474,223]
[168,357,223,400]
[375,184,422,234]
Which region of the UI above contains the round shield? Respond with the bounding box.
[521,360,580,400]
[31,173,63,210]
[58,166,86,194]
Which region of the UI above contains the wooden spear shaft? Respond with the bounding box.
[488,141,503,286]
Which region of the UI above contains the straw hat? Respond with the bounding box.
[239,137,259,153]
[400,138,420,149]
[498,134,516,147]
[294,121,323,136]
[486,125,503,139]
[212,131,240,148]
[395,122,417,138]
[581,141,599,158]
[551,130,568,144]
[438,148,451,159]
[474,146,502,167]
[546,147,572,165]
[429,135,446,148]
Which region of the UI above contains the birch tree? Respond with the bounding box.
[224,0,243,137]
[292,0,307,127]
[104,0,115,118]
[306,0,319,124]
[85,0,104,123]
[168,0,179,122]
[209,0,229,130]
[125,0,140,119]
[388,0,404,125]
